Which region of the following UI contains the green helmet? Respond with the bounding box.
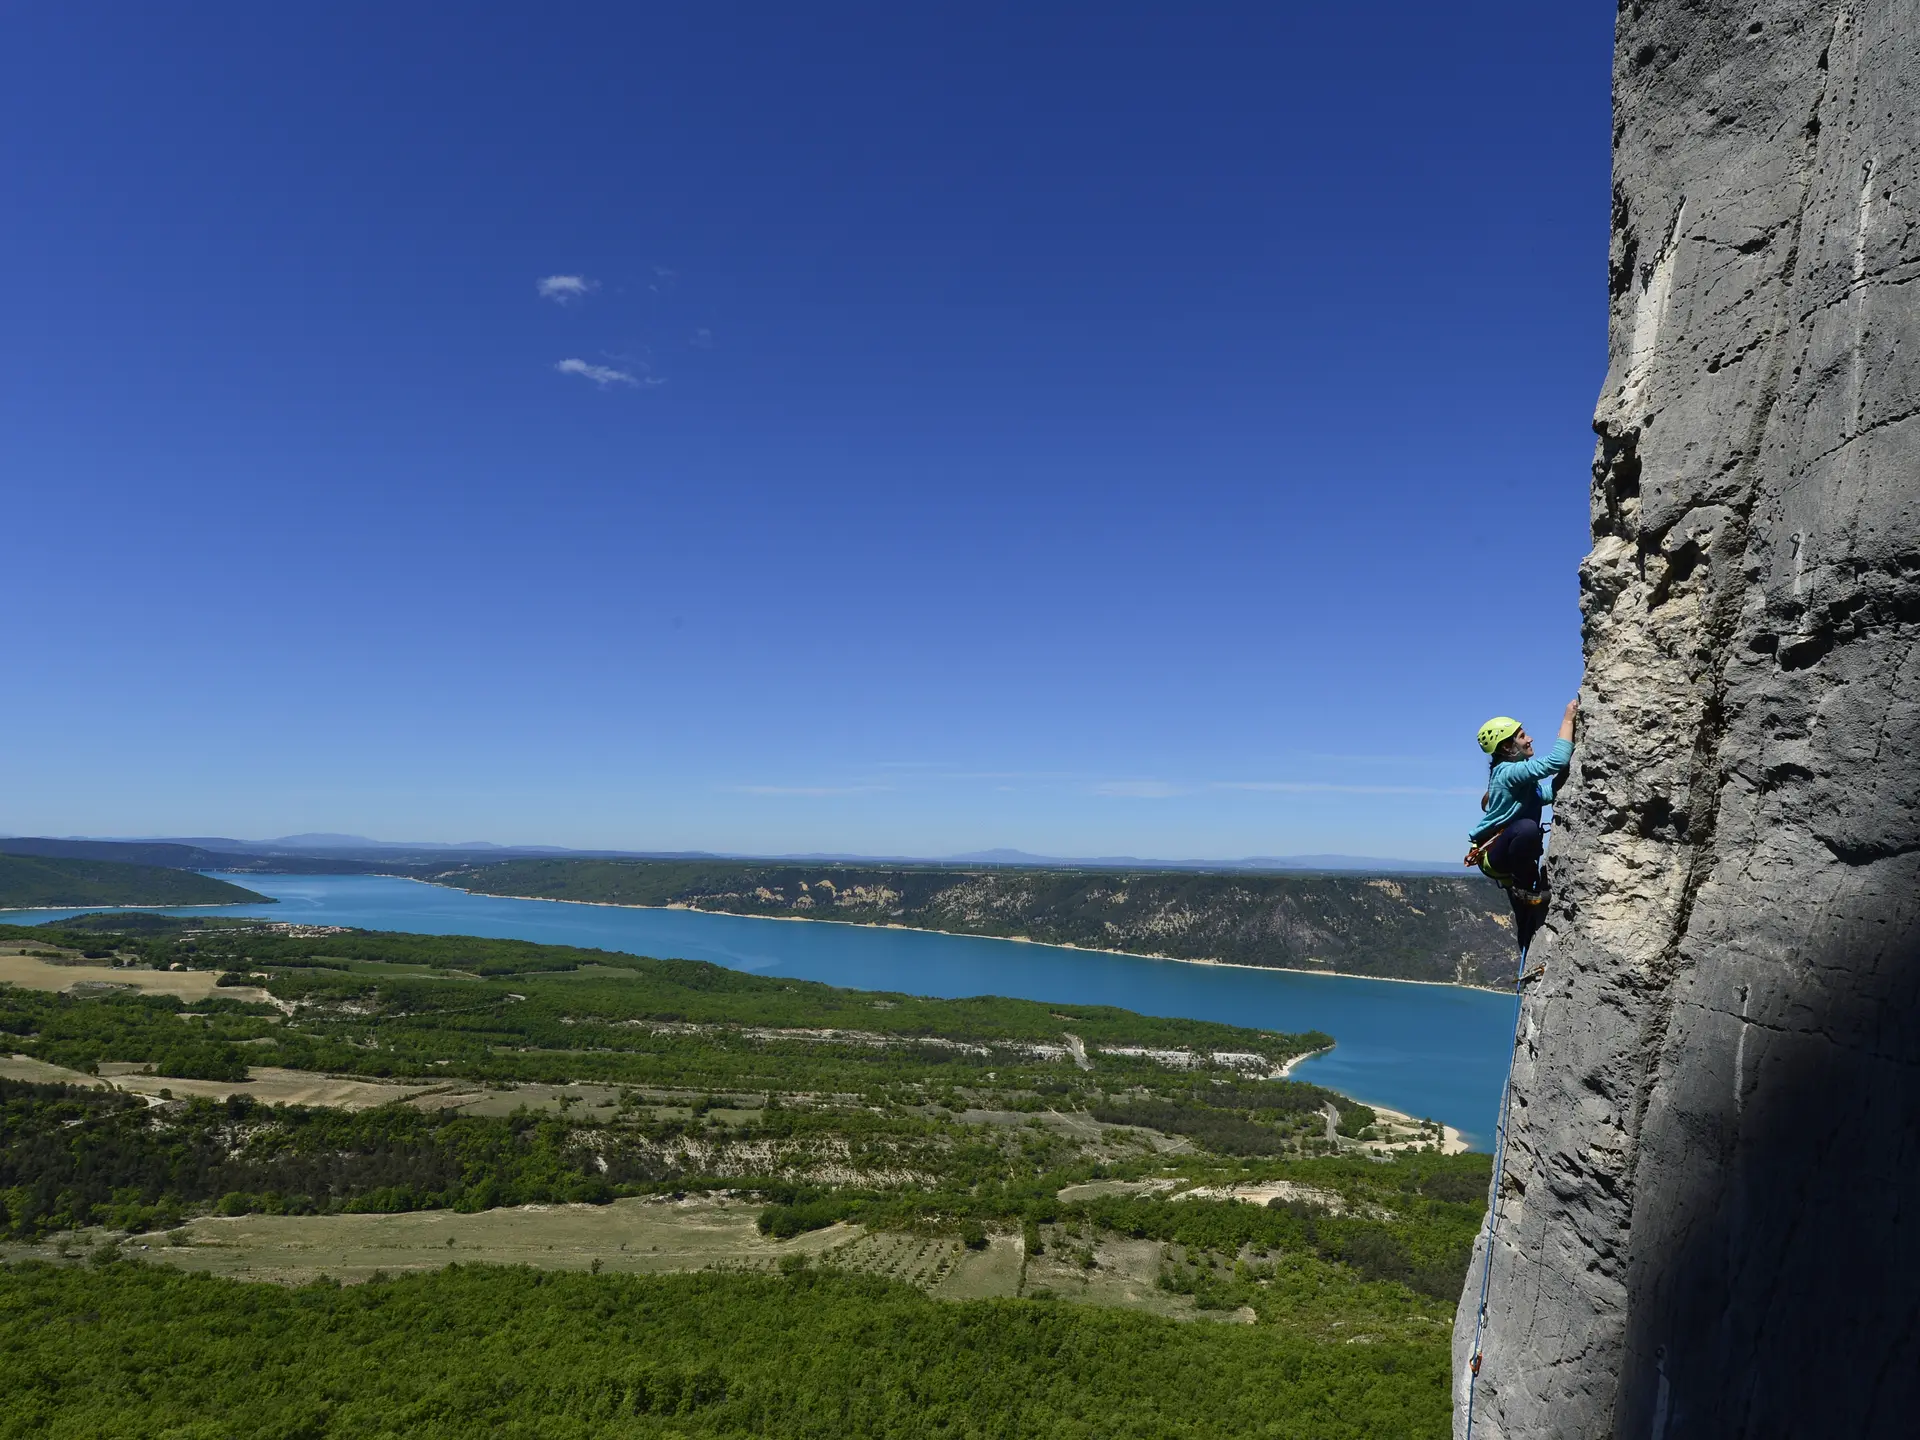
[1477,716,1522,755]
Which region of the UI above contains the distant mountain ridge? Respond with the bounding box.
[6,835,1459,875]
[938,848,1461,874]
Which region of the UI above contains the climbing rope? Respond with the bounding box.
[1463,932,1534,1436]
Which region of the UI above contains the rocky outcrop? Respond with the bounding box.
[1454,5,1920,1436]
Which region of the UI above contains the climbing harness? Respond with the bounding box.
[1464,827,1542,891]
[1463,935,1532,1435]
[1466,829,1549,954]
[1463,832,1507,881]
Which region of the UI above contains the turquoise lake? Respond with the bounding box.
[4,872,1520,1148]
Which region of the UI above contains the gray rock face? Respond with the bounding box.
[1454,5,1920,1436]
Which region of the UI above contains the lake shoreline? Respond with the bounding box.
[1359,1100,1471,1157]
[1,901,272,913]
[115,871,1512,1149]
[406,876,1511,995]
[1275,1045,1332,1077]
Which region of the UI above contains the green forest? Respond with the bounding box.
[428,858,1517,986]
[0,856,268,910]
[0,1262,1449,1438]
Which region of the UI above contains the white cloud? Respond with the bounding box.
[554,358,641,388]
[536,274,597,303]
[1093,780,1187,799]
[1090,778,1476,800]
[724,784,892,797]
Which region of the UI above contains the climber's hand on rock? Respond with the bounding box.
[1560,697,1579,741]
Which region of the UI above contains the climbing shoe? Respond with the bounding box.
[1508,882,1549,951]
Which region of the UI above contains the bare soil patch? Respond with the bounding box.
[1055,1177,1187,1203]
[1174,1180,1348,1211]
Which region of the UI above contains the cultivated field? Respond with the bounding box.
[47,1196,854,1285]
[0,1054,452,1111]
[0,949,271,1004]
[4,1197,1253,1326]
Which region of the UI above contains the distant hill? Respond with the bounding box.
[0,837,250,869]
[0,838,381,875]
[432,857,1518,987]
[257,833,508,851]
[0,856,271,910]
[939,848,1462,874]
[8,835,1464,875]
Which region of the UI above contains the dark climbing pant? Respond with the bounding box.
[1488,817,1544,892]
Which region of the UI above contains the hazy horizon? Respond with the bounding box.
[6,830,1464,870]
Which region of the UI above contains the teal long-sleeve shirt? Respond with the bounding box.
[1470,738,1573,845]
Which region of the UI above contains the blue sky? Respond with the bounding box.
[3,3,1612,861]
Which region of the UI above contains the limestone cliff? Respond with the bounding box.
[1455,4,1920,1435]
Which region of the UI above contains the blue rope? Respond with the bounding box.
[1463,931,1533,1436]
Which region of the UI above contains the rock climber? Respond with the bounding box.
[1465,697,1578,954]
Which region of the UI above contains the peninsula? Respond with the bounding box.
[428,858,1519,988]
[0,855,270,911]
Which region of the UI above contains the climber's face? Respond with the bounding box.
[1504,728,1536,761]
